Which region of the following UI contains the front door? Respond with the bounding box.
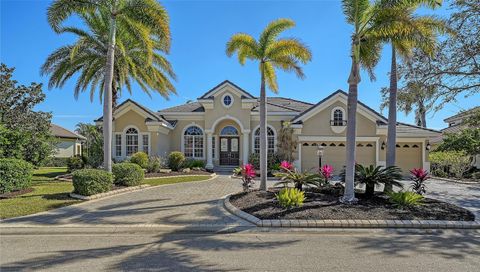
[219,137,240,166]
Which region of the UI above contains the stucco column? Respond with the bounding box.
[206,132,213,170]
[242,130,250,165]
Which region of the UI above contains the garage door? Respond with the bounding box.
[396,143,422,175]
[301,142,376,175]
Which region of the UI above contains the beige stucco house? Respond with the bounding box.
[50,124,86,158]
[96,80,440,174]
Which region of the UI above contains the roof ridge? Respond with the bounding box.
[265,101,299,112]
[267,96,314,105]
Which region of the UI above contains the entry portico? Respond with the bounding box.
[97,80,441,174]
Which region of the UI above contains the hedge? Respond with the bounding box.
[0,158,33,194]
[72,169,113,196]
[112,163,144,186]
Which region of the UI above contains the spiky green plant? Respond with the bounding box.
[226,18,312,191]
[388,191,424,208]
[46,0,173,172]
[341,164,403,198]
[276,188,305,209]
[274,168,322,191]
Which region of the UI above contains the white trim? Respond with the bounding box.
[330,106,347,133]
[140,133,151,155]
[124,125,140,157]
[296,143,302,170]
[251,124,278,153]
[114,133,122,158]
[242,131,250,165]
[209,115,246,133]
[297,136,379,142]
[181,123,205,159]
[221,93,234,108]
[219,125,240,136]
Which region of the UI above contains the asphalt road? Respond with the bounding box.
[1,227,479,272]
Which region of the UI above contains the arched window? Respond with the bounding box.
[125,128,139,156]
[254,126,275,154]
[220,126,238,136]
[184,126,204,158]
[333,109,344,126]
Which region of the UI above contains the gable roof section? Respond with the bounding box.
[198,80,256,99]
[444,106,480,122]
[50,124,86,140]
[159,102,205,113]
[292,90,387,124]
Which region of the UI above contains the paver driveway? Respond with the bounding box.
[2,175,250,227]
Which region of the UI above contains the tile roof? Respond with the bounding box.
[444,106,480,122]
[159,102,205,113]
[50,124,86,140]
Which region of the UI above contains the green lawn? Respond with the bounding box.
[1,168,212,219]
[0,167,81,219]
[143,175,212,186]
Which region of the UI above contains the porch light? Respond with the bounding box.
[381,141,386,150]
[317,145,325,169]
[426,142,431,151]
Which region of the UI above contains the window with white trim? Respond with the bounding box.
[220,126,238,136]
[115,134,122,157]
[333,109,344,126]
[125,128,139,156]
[142,134,149,155]
[254,127,275,155]
[184,126,204,158]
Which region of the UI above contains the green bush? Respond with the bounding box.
[168,151,185,171]
[432,168,447,178]
[112,163,144,186]
[42,157,69,167]
[183,159,206,169]
[387,191,424,208]
[146,156,162,173]
[276,188,305,209]
[429,151,470,178]
[72,169,113,196]
[0,158,33,194]
[130,152,149,168]
[67,156,85,173]
[472,172,480,181]
[248,153,282,171]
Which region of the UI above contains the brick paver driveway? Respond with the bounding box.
[2,175,251,228]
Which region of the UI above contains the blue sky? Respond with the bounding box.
[1,0,478,131]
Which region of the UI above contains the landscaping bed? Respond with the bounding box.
[230,189,475,221]
[145,170,211,178]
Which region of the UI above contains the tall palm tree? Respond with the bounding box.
[226,18,312,190]
[42,11,176,109]
[384,1,447,179]
[47,0,171,172]
[340,0,438,202]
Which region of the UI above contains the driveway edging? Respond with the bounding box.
[223,194,480,229]
[69,184,151,200]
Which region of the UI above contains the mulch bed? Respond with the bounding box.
[230,188,475,221]
[0,188,35,199]
[145,170,211,178]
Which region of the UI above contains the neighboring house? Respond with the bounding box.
[50,124,86,158]
[432,106,480,169]
[95,80,440,174]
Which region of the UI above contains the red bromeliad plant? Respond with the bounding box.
[321,165,334,184]
[241,163,256,191]
[410,168,429,195]
[280,160,293,171]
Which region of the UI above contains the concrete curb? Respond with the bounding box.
[70,184,151,200]
[224,194,480,230]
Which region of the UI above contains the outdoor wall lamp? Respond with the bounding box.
[316,145,325,168]
[381,141,386,150]
[426,142,431,151]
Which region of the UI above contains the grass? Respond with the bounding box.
[0,167,80,219]
[143,175,212,186]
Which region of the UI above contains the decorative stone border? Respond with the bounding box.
[70,184,151,200]
[224,195,480,229]
[432,176,479,185]
[144,173,216,180]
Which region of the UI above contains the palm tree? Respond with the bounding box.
[47,0,172,172]
[226,18,312,191]
[384,0,447,181]
[42,11,176,109]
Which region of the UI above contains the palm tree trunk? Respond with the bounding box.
[342,54,360,204]
[259,62,267,191]
[385,45,397,192]
[102,10,117,172]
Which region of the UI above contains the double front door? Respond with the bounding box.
[219,137,239,166]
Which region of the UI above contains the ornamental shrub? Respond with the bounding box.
[409,168,429,195]
[67,156,85,173]
[276,188,305,209]
[387,191,424,208]
[42,157,69,167]
[0,158,33,194]
[248,153,282,171]
[429,151,471,178]
[72,169,113,196]
[130,152,149,169]
[112,163,144,186]
[146,156,162,173]
[168,151,185,171]
[183,159,206,169]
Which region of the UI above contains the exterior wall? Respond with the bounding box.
[203,88,251,132]
[169,120,206,156]
[54,138,77,158]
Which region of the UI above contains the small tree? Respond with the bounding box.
[277,122,297,162]
[429,151,471,178]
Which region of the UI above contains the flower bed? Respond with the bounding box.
[229,188,475,221]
